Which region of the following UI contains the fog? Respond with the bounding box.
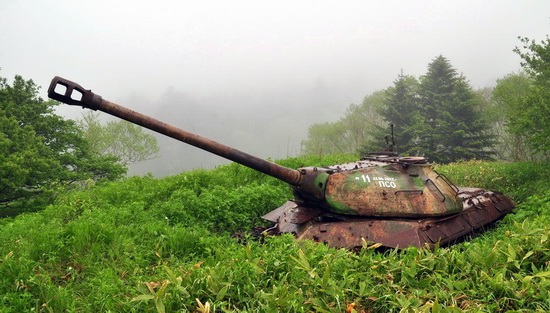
[1,1,549,176]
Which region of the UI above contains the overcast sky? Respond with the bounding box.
[1,1,549,176]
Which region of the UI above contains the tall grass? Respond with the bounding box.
[0,156,548,312]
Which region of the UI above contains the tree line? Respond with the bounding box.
[303,35,550,163]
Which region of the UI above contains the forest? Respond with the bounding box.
[0,36,549,311]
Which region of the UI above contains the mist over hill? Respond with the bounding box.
[125,79,350,177]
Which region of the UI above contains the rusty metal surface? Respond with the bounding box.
[273,189,515,249]
[323,161,463,217]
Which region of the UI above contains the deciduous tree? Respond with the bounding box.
[79,111,159,166]
[0,75,125,208]
[491,73,539,161]
[512,35,550,155]
[303,91,385,155]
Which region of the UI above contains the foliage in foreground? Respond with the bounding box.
[0,155,548,312]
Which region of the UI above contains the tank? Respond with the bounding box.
[47,76,515,249]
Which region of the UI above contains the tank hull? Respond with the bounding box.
[262,187,515,249]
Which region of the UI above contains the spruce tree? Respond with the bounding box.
[380,72,420,155]
[416,55,494,163]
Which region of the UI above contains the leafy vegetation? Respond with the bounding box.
[303,91,386,155]
[0,75,125,212]
[512,35,550,156]
[78,111,160,166]
[1,32,549,313]
[0,155,548,312]
[490,73,537,161]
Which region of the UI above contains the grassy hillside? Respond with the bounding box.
[0,155,548,312]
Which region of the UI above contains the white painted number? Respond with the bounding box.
[355,174,371,183]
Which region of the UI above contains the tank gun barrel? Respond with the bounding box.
[47,76,301,185]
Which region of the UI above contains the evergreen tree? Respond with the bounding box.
[378,72,420,155]
[416,56,494,163]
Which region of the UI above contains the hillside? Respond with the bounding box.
[1,155,549,312]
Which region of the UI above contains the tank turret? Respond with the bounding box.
[48,76,515,249]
